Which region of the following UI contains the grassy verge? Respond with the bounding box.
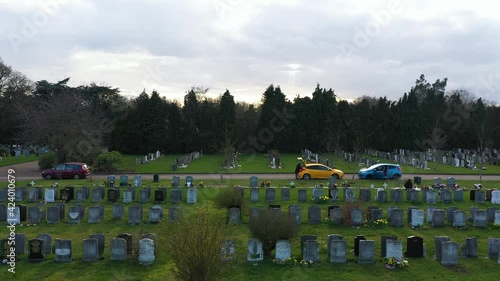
[0,155,38,167]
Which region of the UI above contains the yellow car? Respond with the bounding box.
[298,163,344,180]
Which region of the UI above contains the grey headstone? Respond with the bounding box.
[344,188,355,202]
[473,210,487,228]
[168,206,182,222]
[469,206,479,222]
[308,206,321,225]
[440,189,452,203]
[187,188,197,204]
[453,210,466,227]
[359,189,371,202]
[45,188,55,203]
[330,240,347,263]
[434,236,450,260]
[149,206,162,224]
[68,206,81,224]
[487,238,500,259]
[89,234,105,260]
[447,207,458,223]
[88,206,101,223]
[386,239,403,259]
[426,206,438,223]
[123,190,133,203]
[376,190,387,203]
[28,189,38,203]
[75,189,85,203]
[0,188,7,202]
[112,204,124,219]
[28,206,41,224]
[265,188,276,203]
[138,238,155,265]
[250,188,259,202]
[302,240,320,262]
[249,208,261,223]
[92,189,102,203]
[288,205,301,224]
[424,190,436,204]
[441,242,459,265]
[390,189,403,203]
[329,188,339,202]
[140,189,149,203]
[221,240,236,261]
[432,210,445,227]
[358,240,375,264]
[351,208,363,226]
[475,190,485,204]
[370,208,383,221]
[412,209,424,228]
[326,234,343,257]
[37,234,52,254]
[381,236,397,257]
[247,238,263,262]
[170,188,182,204]
[280,188,290,201]
[128,205,142,225]
[82,238,99,262]
[228,207,241,225]
[298,189,307,202]
[110,238,127,261]
[454,189,464,201]
[463,237,478,257]
[408,189,419,203]
[47,206,60,224]
[487,207,497,223]
[275,240,291,261]
[491,190,500,204]
[390,209,403,227]
[55,239,72,262]
[495,210,500,226]
[14,233,26,254]
[312,187,324,200]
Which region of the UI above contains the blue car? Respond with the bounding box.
[358,163,402,179]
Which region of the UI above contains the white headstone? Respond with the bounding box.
[138,238,155,265]
[491,190,500,204]
[45,188,55,203]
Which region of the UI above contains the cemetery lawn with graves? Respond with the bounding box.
[116,153,500,175]
[0,155,38,167]
[2,177,500,281]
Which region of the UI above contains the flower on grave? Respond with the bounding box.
[384,257,409,270]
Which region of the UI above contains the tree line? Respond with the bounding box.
[1,58,499,162]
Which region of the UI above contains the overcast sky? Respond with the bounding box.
[1,0,499,104]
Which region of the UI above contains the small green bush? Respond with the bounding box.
[38,151,58,170]
[93,151,123,172]
[214,187,246,210]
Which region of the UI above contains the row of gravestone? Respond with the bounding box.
[0,233,156,264]
[246,187,500,205]
[1,204,183,225]
[104,175,194,188]
[246,235,500,265]
[224,205,500,227]
[0,186,198,204]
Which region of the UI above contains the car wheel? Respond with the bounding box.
[366,174,373,180]
[303,174,311,180]
[331,174,339,180]
[73,174,81,179]
[44,174,52,180]
[392,174,401,180]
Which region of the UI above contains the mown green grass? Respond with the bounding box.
[0,155,39,167]
[2,179,500,281]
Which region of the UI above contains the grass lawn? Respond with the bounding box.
[115,153,500,175]
[2,178,500,280]
[0,155,38,167]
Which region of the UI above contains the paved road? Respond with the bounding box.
[1,161,499,182]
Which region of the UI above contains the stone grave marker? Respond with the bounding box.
[390,189,403,203]
[487,238,500,259]
[28,238,45,262]
[28,206,41,224]
[386,239,403,259]
[376,189,387,203]
[390,209,403,227]
[249,208,261,224]
[55,239,72,262]
[28,189,38,203]
[247,238,263,262]
[426,206,438,223]
[275,240,291,261]
[412,209,424,228]
[441,241,459,265]
[249,176,258,188]
[82,238,99,262]
[123,190,133,203]
[408,189,419,203]
[330,208,343,225]
[169,206,182,222]
[432,209,445,227]
[170,188,182,204]
[487,207,497,223]
[302,240,320,262]
[312,186,324,200]
[326,234,343,257]
[298,189,307,202]
[434,236,450,260]
[154,189,165,203]
[288,205,301,224]
[187,188,197,204]
[370,208,383,221]
[308,206,321,225]
[15,233,25,254]
[134,175,142,187]
[454,189,464,202]
[358,240,375,264]
[171,176,180,187]
[495,210,500,226]
[110,238,127,261]
[47,206,60,224]
[116,233,133,254]
[265,188,276,203]
[227,207,241,225]
[37,234,52,254]
[330,240,347,263]
[91,189,102,203]
[221,240,236,261]
[88,206,101,223]
[473,210,487,228]
[381,236,397,257]
[129,205,143,225]
[440,189,452,203]
[491,190,500,204]
[453,210,466,227]
[406,236,423,258]
[359,188,371,202]
[280,188,290,201]
[354,235,366,256]
[301,235,317,258]
[0,188,7,202]
[351,208,363,226]
[475,190,485,204]
[446,207,458,223]
[89,234,105,260]
[329,188,339,202]
[139,189,149,203]
[344,188,355,202]
[423,190,436,204]
[68,206,81,224]
[45,188,55,203]
[138,238,155,265]
[75,189,85,203]
[120,175,128,186]
[107,188,119,203]
[250,188,259,202]
[463,237,478,258]
[149,206,162,224]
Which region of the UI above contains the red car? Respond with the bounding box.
[42,162,91,179]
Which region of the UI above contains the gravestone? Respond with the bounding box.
[139,189,149,203]
[412,209,424,228]
[406,236,423,258]
[432,210,445,227]
[154,189,165,203]
[491,190,500,204]
[47,206,60,224]
[376,190,387,203]
[447,207,458,223]
[301,235,317,258]
[29,189,38,203]
[275,240,291,261]
[469,206,479,222]
[408,189,419,203]
[330,208,343,225]
[390,209,404,227]
[75,189,85,203]
[330,240,347,263]
[440,189,452,203]
[308,206,321,225]
[107,175,116,187]
[74,204,85,220]
[386,239,403,259]
[390,189,403,203]
[107,188,119,203]
[265,188,276,203]
[463,237,478,258]
[423,190,436,204]
[82,238,99,262]
[329,188,339,202]
[68,206,81,224]
[328,176,337,188]
[120,175,128,187]
[127,187,136,200]
[302,240,320,262]
[247,238,263,262]
[358,240,375,264]
[54,239,72,262]
[351,208,363,226]
[359,189,371,202]
[441,242,459,265]
[54,202,66,221]
[487,207,497,223]
[487,238,500,259]
[453,210,466,227]
[45,188,55,203]
[312,187,324,200]
[138,238,155,265]
[28,238,45,262]
[28,206,41,224]
[228,207,241,225]
[185,176,194,187]
[249,208,261,223]
[88,206,101,223]
[326,234,343,257]
[113,204,125,219]
[280,188,290,201]
[288,205,301,224]
[89,234,105,260]
[475,190,485,204]
[134,175,142,187]
[149,206,162,224]
[250,188,260,202]
[434,236,450,260]
[129,205,143,224]
[381,236,398,257]
[221,240,236,261]
[110,238,127,261]
[495,210,500,226]
[169,206,182,222]
[171,176,180,187]
[187,188,197,204]
[298,189,307,202]
[15,188,23,202]
[123,190,133,203]
[354,235,366,256]
[407,206,418,223]
[344,188,355,202]
[14,233,25,254]
[426,206,438,223]
[454,189,464,202]
[473,210,487,228]
[92,189,102,203]
[170,188,182,204]
[249,176,258,188]
[116,233,133,254]
[37,234,52,254]
[370,208,383,221]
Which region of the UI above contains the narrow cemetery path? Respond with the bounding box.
[1,161,500,182]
